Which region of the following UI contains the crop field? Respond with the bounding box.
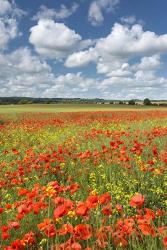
[0,104,166,114]
[0,109,167,249]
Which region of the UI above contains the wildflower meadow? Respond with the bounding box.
[0,110,167,249]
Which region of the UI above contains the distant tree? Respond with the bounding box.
[159,103,167,107]
[143,98,152,106]
[152,103,158,106]
[18,99,31,104]
[128,100,135,105]
[119,101,124,105]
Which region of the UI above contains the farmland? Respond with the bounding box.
[0,104,166,114]
[0,108,167,249]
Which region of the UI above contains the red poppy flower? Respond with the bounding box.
[138,223,156,237]
[71,242,82,250]
[69,183,80,195]
[129,194,145,207]
[101,204,112,216]
[76,202,88,216]
[144,208,155,221]
[1,225,9,232]
[5,204,12,209]
[2,232,10,240]
[163,237,167,248]
[9,221,20,230]
[74,224,92,240]
[44,224,56,238]
[12,149,19,155]
[18,188,28,196]
[37,218,51,231]
[53,205,67,218]
[58,223,73,235]
[158,226,167,236]
[86,195,98,208]
[115,204,123,213]
[21,231,35,246]
[99,192,111,204]
[11,239,22,249]
[156,209,165,216]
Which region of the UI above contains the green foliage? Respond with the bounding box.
[0,119,5,125]
[144,98,152,106]
[128,99,136,105]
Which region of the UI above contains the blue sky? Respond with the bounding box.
[0,0,167,99]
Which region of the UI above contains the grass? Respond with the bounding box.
[0,103,167,114]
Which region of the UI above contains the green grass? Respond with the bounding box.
[0,104,166,113]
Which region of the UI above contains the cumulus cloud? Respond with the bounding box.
[29,20,81,59]
[0,0,26,17]
[0,0,12,16]
[96,53,167,100]
[0,19,18,50]
[30,20,167,69]
[0,48,55,96]
[64,23,167,71]
[88,0,119,26]
[1,47,167,99]
[0,0,26,50]
[0,47,99,98]
[32,3,79,21]
[42,73,98,98]
[94,23,167,80]
[29,19,95,60]
[96,23,167,57]
[98,73,167,100]
[65,48,98,67]
[1,8,167,100]
[135,54,161,71]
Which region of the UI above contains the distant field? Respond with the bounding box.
[0,103,167,113]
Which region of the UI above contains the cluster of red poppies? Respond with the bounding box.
[0,110,166,249]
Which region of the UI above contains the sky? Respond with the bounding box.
[0,0,167,100]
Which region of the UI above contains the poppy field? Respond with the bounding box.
[0,110,167,250]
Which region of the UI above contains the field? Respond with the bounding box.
[0,104,167,114]
[0,107,167,249]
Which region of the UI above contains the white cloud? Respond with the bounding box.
[0,47,99,98]
[136,54,160,71]
[65,48,98,67]
[1,11,167,100]
[120,15,136,24]
[0,0,26,18]
[64,23,167,71]
[43,73,98,98]
[0,0,26,50]
[0,19,18,50]
[88,0,119,26]
[96,23,167,58]
[29,20,82,59]
[98,71,167,100]
[96,53,167,100]
[94,23,167,78]
[1,47,167,99]
[29,19,95,60]
[0,48,55,96]
[0,0,12,16]
[32,3,79,21]
[9,47,51,73]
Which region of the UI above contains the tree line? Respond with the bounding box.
[0,97,166,106]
